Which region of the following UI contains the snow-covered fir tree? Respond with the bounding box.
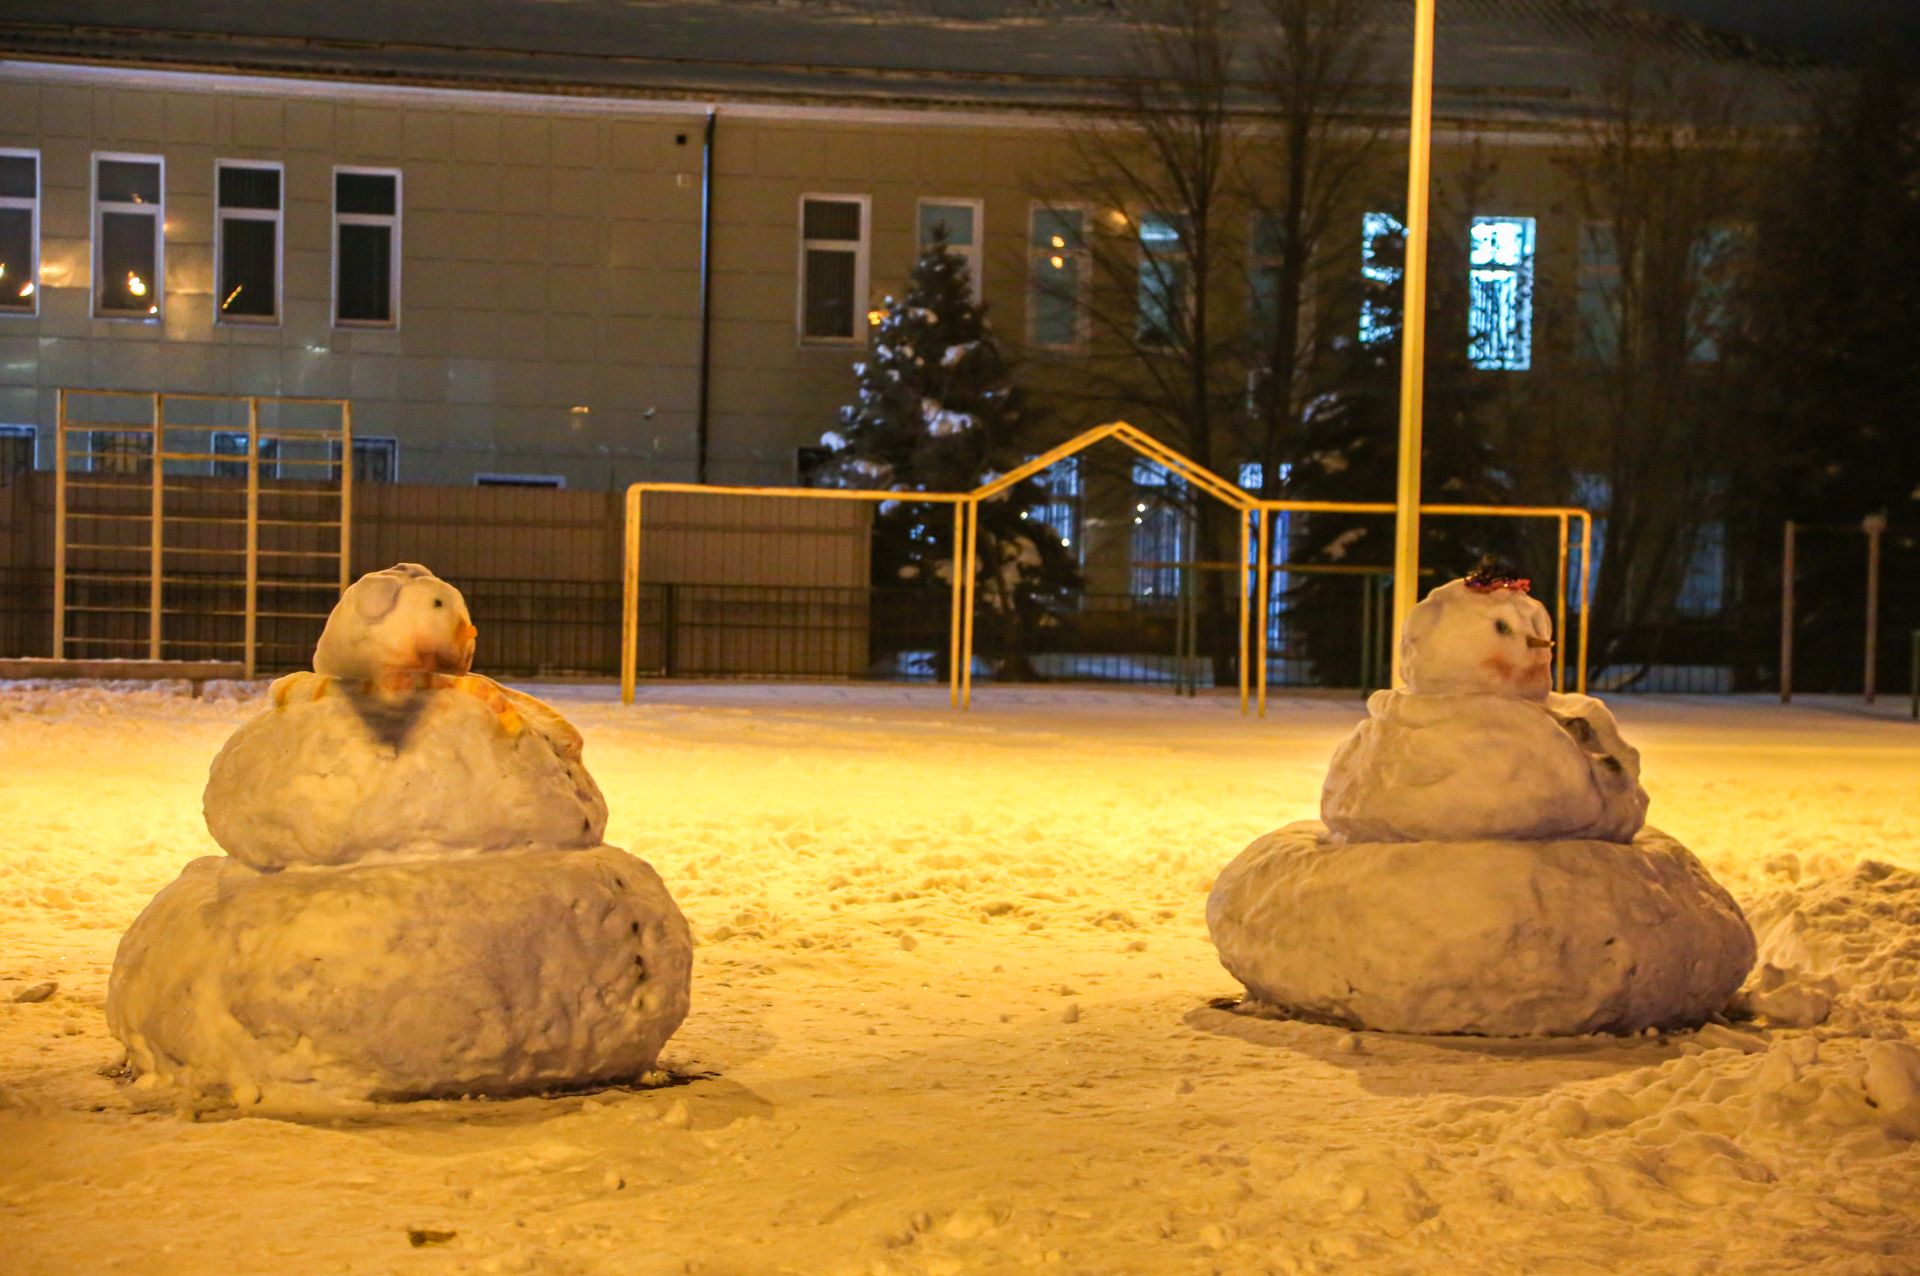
[1281,215,1518,688]
[818,227,1080,677]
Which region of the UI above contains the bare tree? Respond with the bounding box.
[1242,0,1386,500]
[1557,48,1756,678]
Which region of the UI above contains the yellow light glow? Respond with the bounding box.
[0,263,6,280]
[18,281,32,298]
[867,307,886,327]
[127,272,148,297]
[1050,235,1065,249]
[221,285,243,310]
[147,304,158,315]
[1048,255,1064,269]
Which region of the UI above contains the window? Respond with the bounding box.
[0,425,33,477]
[1130,459,1190,597]
[796,445,831,485]
[1676,519,1726,617]
[1468,215,1535,371]
[918,198,983,301]
[1688,225,1747,364]
[1249,214,1291,354]
[330,436,399,483]
[211,431,280,479]
[1028,205,1088,350]
[89,430,152,475]
[1024,455,1082,560]
[1238,461,1292,647]
[475,473,565,488]
[93,154,163,320]
[1137,214,1189,349]
[1577,222,1621,365]
[798,195,869,343]
[1359,210,1404,345]
[216,161,282,324]
[334,167,400,327]
[0,150,38,315]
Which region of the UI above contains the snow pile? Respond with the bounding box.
[1211,572,1751,1035]
[103,566,692,1114]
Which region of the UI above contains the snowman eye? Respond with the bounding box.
[433,599,444,608]
[1494,619,1512,636]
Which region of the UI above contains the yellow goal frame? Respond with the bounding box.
[621,422,1593,712]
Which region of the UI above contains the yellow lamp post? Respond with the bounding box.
[1390,0,1437,686]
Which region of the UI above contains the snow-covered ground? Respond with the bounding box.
[2,682,1917,1274]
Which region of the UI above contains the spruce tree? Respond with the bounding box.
[819,227,1080,677]
[1280,214,1518,687]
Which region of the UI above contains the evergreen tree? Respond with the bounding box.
[1280,214,1518,687]
[819,228,1080,677]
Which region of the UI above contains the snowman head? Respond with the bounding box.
[313,563,478,681]
[1400,566,1554,698]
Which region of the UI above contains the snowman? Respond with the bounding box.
[1320,560,1648,845]
[1207,561,1754,1037]
[108,564,692,1113]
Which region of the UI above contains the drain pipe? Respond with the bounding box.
[695,107,717,484]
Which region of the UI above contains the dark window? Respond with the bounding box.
[800,197,866,341]
[90,430,151,475]
[334,170,399,326]
[212,431,280,479]
[796,445,831,485]
[217,163,281,322]
[0,425,32,478]
[0,152,36,313]
[475,473,565,488]
[331,436,398,484]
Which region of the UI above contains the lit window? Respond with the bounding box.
[211,431,280,479]
[1576,222,1621,364]
[1026,455,1082,561]
[1359,210,1404,345]
[333,168,401,327]
[1028,205,1088,350]
[0,424,33,477]
[330,436,398,484]
[1131,459,1190,597]
[918,198,983,301]
[216,161,282,324]
[1137,213,1190,349]
[93,154,164,320]
[1468,215,1535,371]
[0,150,38,316]
[1238,461,1292,646]
[799,195,870,343]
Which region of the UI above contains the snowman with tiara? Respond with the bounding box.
[1209,559,1755,1037]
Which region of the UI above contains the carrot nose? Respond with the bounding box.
[455,622,478,643]
[1526,636,1554,650]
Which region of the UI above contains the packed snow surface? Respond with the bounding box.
[3,683,1918,1273]
[1209,823,1754,1035]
